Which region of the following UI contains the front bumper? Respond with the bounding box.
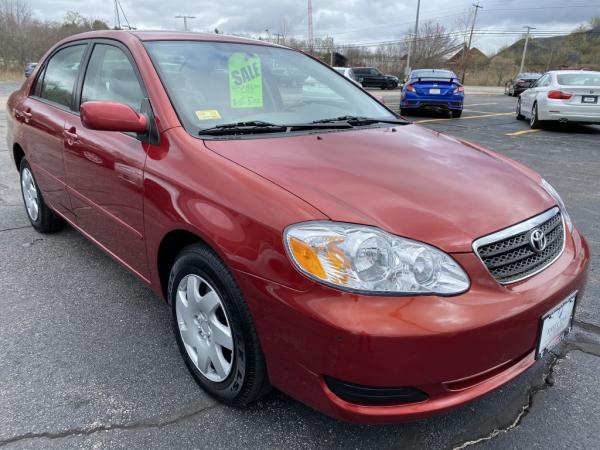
[236,228,589,423]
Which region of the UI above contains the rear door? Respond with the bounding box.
[63,40,151,280]
[19,42,88,221]
[521,74,549,112]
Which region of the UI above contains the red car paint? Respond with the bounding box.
[6,30,589,423]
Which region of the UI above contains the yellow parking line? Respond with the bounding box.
[505,129,542,136]
[414,112,514,124]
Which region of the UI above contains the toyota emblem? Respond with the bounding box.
[529,228,547,253]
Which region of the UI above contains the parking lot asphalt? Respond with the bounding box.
[1,81,599,449]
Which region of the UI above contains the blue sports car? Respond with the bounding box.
[400,69,464,118]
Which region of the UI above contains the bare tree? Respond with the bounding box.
[0,1,108,71]
[410,22,460,68]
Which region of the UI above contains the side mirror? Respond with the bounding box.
[80,101,147,133]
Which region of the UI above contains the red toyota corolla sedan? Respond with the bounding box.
[6,31,589,423]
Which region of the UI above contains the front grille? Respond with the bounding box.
[474,208,565,284]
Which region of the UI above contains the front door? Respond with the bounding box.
[63,42,150,280]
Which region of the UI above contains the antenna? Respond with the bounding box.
[307,0,314,54]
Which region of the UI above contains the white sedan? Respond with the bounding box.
[517,70,600,128]
[333,67,361,85]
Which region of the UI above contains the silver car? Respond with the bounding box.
[333,67,360,85]
[517,70,600,128]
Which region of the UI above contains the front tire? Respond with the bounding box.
[169,243,269,407]
[19,158,63,233]
[516,98,525,120]
[451,110,462,118]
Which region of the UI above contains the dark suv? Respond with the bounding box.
[352,67,398,89]
[505,73,542,96]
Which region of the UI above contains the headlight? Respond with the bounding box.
[541,179,573,232]
[284,222,470,295]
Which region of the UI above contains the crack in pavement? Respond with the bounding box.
[451,328,600,450]
[0,402,221,447]
[0,225,30,233]
[451,352,563,450]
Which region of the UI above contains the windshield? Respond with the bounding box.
[411,70,456,80]
[145,41,395,134]
[557,73,600,86]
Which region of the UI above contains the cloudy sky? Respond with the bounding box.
[29,0,598,54]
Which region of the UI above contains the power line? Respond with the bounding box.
[303,27,599,51]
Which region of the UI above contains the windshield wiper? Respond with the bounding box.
[312,115,409,126]
[199,120,355,136]
[199,121,288,136]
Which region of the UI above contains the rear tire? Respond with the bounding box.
[169,243,270,407]
[530,103,542,129]
[451,110,462,118]
[19,158,64,233]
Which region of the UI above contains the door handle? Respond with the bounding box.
[63,127,79,144]
[15,109,32,123]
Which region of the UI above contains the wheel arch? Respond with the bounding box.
[12,143,25,171]
[156,228,222,302]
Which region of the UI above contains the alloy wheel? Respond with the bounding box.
[21,167,39,222]
[175,274,234,382]
[530,104,538,128]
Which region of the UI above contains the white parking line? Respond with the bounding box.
[463,102,499,107]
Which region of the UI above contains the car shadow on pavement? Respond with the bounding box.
[537,123,600,134]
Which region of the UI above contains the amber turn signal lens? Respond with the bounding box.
[289,237,326,279]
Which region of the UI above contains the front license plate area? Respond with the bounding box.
[536,292,576,359]
[581,96,597,104]
[429,88,441,94]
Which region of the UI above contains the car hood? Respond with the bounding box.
[203,125,554,252]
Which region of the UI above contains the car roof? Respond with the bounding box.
[56,29,281,48]
[412,69,453,72]
[547,69,600,74]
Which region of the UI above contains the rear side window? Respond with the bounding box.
[536,74,551,87]
[81,44,144,112]
[557,73,600,86]
[39,45,86,108]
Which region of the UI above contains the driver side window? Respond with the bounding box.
[81,44,144,112]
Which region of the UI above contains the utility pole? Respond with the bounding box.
[307,0,314,54]
[404,0,421,78]
[519,26,536,74]
[461,2,483,84]
[114,0,121,30]
[175,15,196,31]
